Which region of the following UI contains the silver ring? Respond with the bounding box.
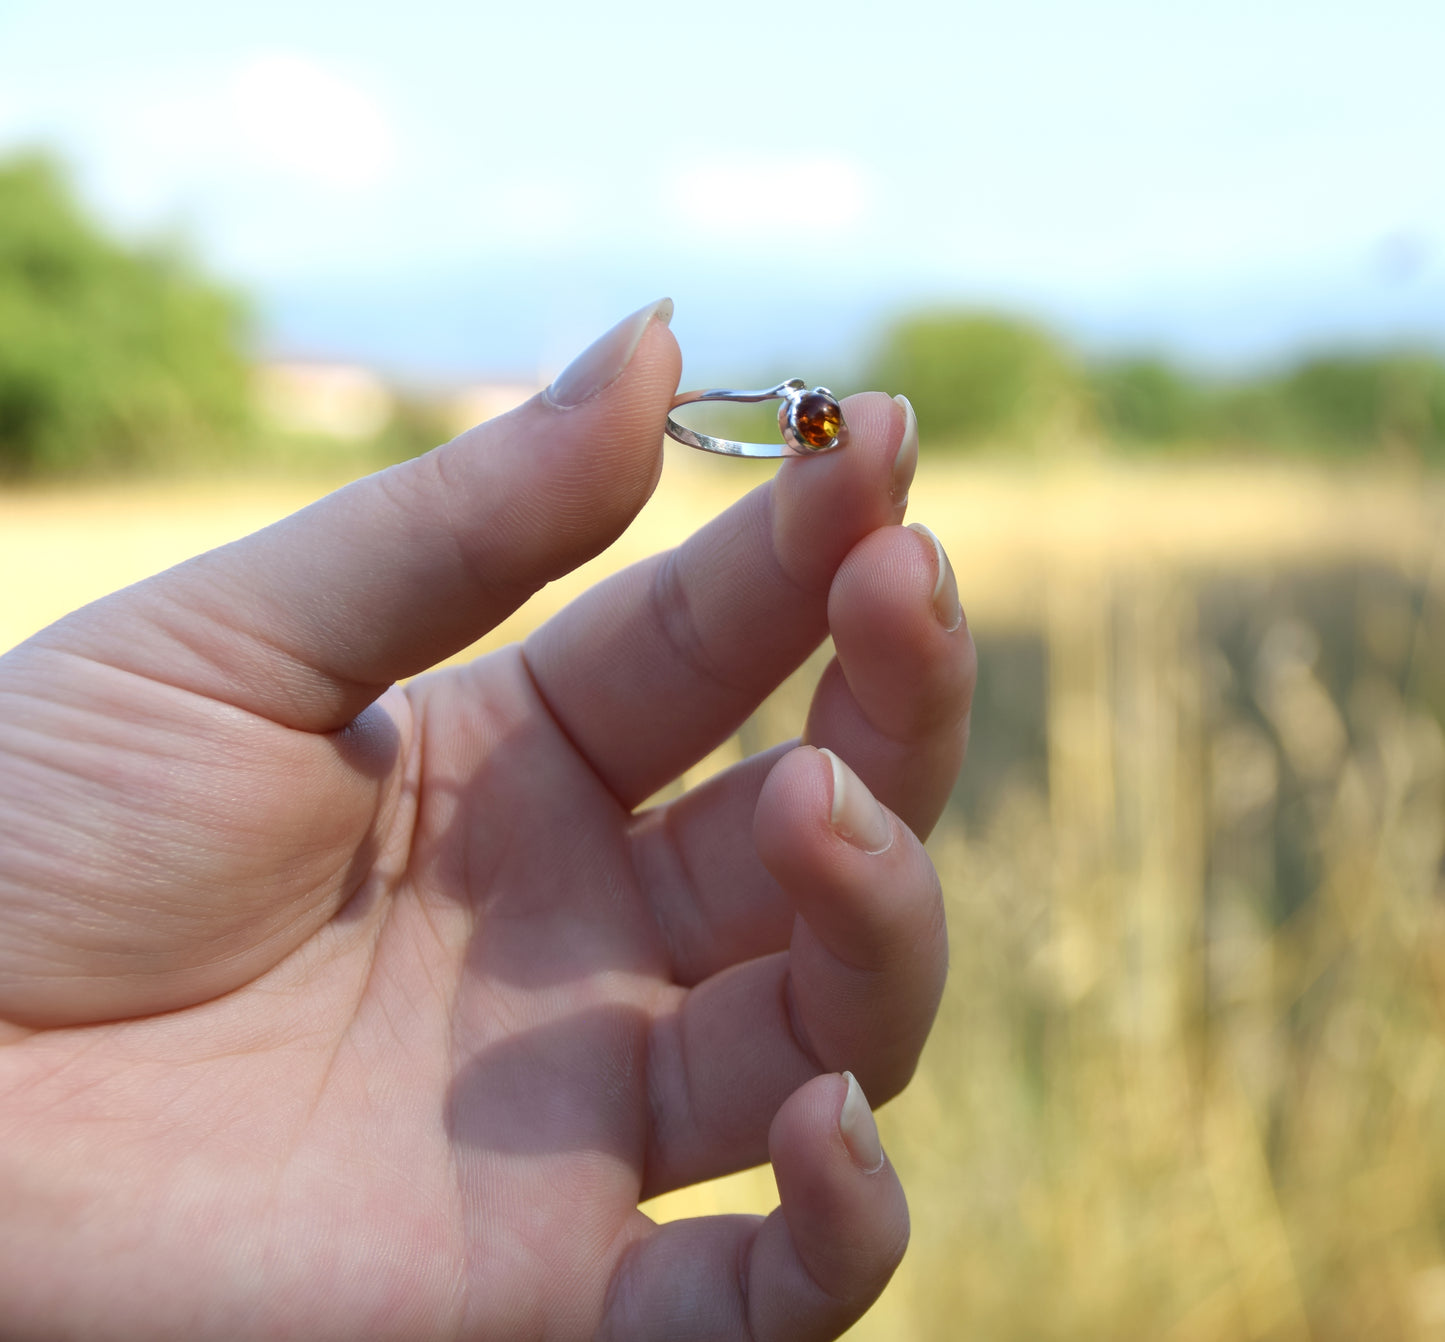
[666,380,849,458]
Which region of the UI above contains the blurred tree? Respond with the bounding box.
[1203,353,1445,461]
[867,312,1083,448]
[1089,356,1208,445]
[0,153,251,479]
[872,306,1445,462]
[369,393,457,467]
[1275,352,1445,458]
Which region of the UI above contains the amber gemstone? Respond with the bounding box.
[793,391,843,448]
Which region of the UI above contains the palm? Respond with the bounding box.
[0,317,972,1340]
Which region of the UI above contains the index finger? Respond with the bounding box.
[23,302,680,734]
[522,391,915,808]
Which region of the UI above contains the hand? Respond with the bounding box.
[0,301,974,1341]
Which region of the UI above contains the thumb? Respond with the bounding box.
[38,299,681,732]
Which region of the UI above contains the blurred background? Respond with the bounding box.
[4,0,1445,1336]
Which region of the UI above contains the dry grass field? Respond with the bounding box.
[4,450,1445,1340]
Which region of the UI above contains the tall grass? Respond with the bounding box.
[879,553,1445,1341]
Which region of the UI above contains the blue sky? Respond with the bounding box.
[2,0,1443,382]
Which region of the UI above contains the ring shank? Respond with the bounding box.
[664,418,804,459]
[666,381,815,459]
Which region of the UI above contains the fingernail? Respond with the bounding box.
[839,1071,885,1173]
[907,523,963,633]
[818,748,893,855]
[891,394,918,506]
[544,297,674,409]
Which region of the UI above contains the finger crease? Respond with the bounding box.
[647,549,760,704]
[737,1225,763,1342]
[513,646,638,822]
[629,808,701,986]
[418,449,492,594]
[781,967,829,1076]
[844,678,972,757]
[147,587,382,728]
[642,1007,692,1197]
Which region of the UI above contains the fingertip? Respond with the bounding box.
[825,524,976,744]
[439,305,683,588]
[608,313,683,503]
[769,1072,896,1187]
[541,297,678,411]
[597,1076,908,1341]
[839,1070,887,1174]
[752,743,830,871]
[771,390,906,590]
[756,1073,909,1331]
[890,393,918,510]
[538,303,682,481]
[756,737,904,850]
[624,306,686,424]
[753,742,914,916]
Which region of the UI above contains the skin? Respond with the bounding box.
[0,317,975,1341]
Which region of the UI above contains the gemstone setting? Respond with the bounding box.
[780,386,848,454]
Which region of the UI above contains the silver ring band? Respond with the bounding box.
[666,379,849,458]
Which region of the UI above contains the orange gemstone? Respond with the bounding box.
[793,391,842,448]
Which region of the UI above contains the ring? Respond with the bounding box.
[666,380,849,458]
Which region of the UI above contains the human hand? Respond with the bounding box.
[0,300,974,1340]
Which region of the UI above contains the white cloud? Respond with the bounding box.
[0,51,404,276]
[224,52,396,192]
[4,50,402,228]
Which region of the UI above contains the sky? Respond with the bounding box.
[2,0,1443,383]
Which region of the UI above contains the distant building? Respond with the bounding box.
[255,362,543,444]
[254,362,394,441]
[443,381,541,436]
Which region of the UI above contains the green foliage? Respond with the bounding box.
[868,312,1083,448]
[369,395,458,467]
[1089,356,1208,445]
[1110,350,1445,460]
[0,153,252,479]
[874,306,1445,461]
[1273,352,1445,456]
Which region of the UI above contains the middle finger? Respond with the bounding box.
[630,521,974,986]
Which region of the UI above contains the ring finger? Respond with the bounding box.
[640,743,948,1198]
